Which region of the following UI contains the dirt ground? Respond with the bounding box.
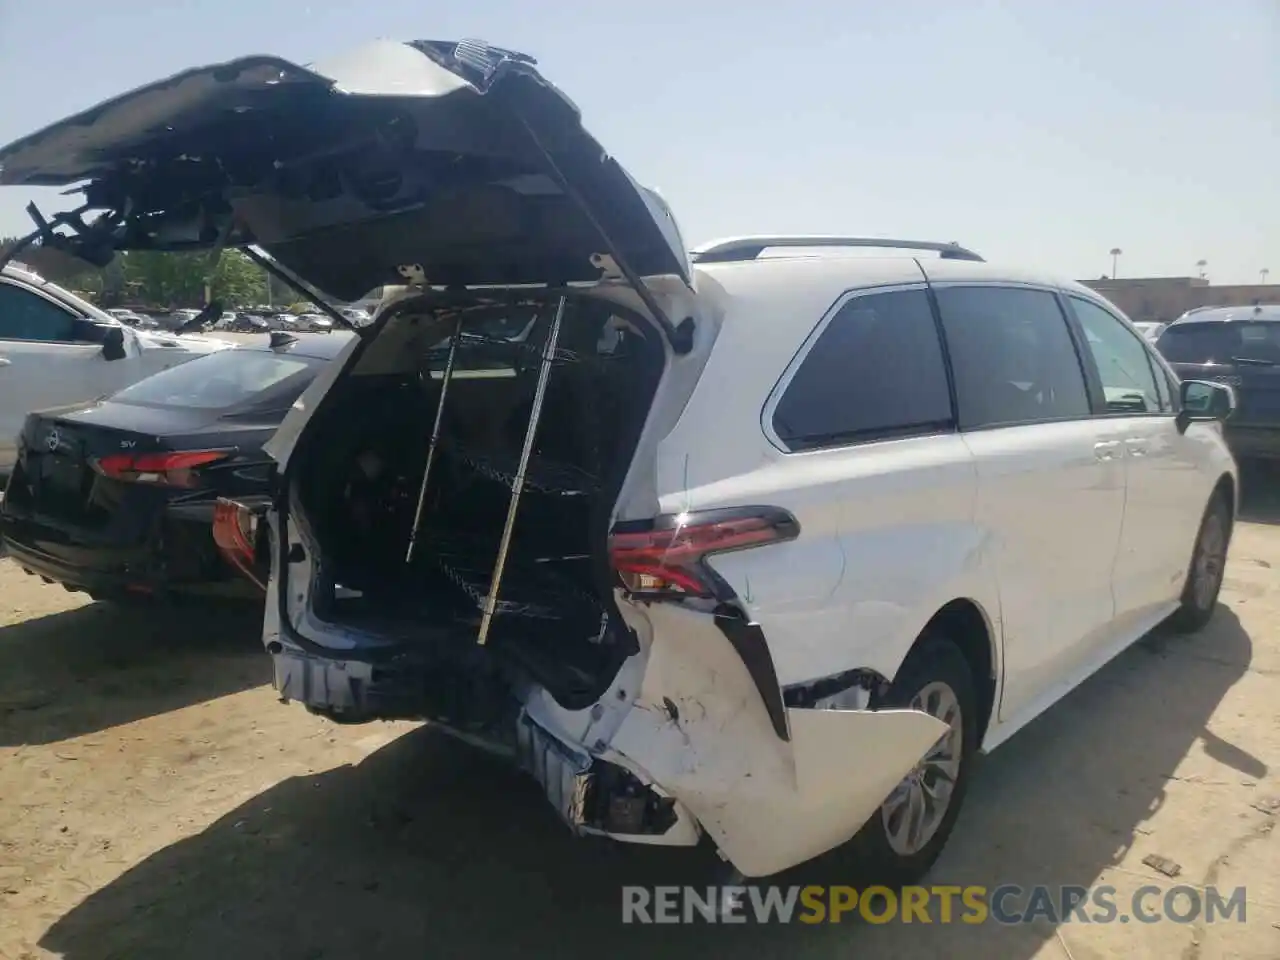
[2,485,1279,959]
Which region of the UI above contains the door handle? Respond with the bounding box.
[1124,438,1148,457]
[0,356,11,366]
[1094,440,1122,461]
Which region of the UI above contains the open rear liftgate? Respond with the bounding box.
[403,296,570,646]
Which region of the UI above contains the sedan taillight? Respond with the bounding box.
[92,449,231,488]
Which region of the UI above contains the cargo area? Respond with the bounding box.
[284,291,666,712]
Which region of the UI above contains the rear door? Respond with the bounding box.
[0,278,117,472]
[1067,296,1207,626]
[930,283,1127,724]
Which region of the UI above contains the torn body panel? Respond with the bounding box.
[599,601,949,877]
[265,523,948,877]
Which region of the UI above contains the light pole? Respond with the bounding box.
[1110,247,1122,278]
[1262,268,1270,284]
[1196,259,1208,280]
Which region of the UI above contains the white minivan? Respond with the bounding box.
[0,37,1239,887]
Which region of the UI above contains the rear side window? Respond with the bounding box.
[935,286,1091,429]
[423,306,540,379]
[771,288,952,450]
[112,349,319,410]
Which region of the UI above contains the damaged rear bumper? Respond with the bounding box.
[268,601,948,879]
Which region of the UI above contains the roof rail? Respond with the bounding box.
[689,235,985,264]
[0,258,40,278]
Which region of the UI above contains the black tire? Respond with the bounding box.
[842,632,979,888]
[1167,491,1232,634]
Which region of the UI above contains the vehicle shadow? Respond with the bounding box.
[38,608,1256,959]
[1239,462,1280,525]
[0,599,268,747]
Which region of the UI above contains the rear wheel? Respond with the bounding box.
[843,633,979,887]
[1168,492,1232,633]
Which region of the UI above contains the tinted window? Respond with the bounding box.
[935,286,1090,429]
[425,302,646,379]
[423,306,542,379]
[0,281,77,341]
[772,289,952,449]
[1157,322,1280,365]
[112,350,319,410]
[1070,297,1163,414]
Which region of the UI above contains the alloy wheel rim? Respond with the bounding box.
[1193,514,1227,610]
[881,680,964,857]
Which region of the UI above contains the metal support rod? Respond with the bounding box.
[477,296,567,645]
[243,246,360,333]
[404,314,465,563]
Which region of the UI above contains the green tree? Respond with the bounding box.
[211,250,269,306]
[1,237,268,307]
[118,249,267,307]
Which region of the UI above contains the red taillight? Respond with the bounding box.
[608,508,800,600]
[212,498,265,591]
[92,449,231,488]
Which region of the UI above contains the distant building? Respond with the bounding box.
[1082,276,1276,323]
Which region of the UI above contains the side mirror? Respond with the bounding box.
[1176,380,1235,432]
[102,326,127,361]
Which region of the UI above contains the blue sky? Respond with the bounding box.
[0,0,1275,284]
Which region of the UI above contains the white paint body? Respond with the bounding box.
[263,254,1236,879]
[0,265,233,473]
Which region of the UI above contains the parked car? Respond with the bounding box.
[162,308,203,332]
[1132,320,1167,342]
[0,37,1240,891]
[107,307,161,330]
[224,312,270,333]
[297,313,334,332]
[0,262,235,477]
[0,331,353,601]
[1155,303,1280,461]
[339,306,372,327]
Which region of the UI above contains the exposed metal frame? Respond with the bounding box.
[404,312,466,563]
[690,235,984,264]
[477,295,568,645]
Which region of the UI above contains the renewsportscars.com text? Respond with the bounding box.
[621,884,1248,925]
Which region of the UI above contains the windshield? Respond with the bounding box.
[1157,322,1280,365]
[112,349,320,410]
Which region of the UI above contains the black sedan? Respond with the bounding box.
[0,331,352,602]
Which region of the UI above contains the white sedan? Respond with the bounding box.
[0,261,234,475]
